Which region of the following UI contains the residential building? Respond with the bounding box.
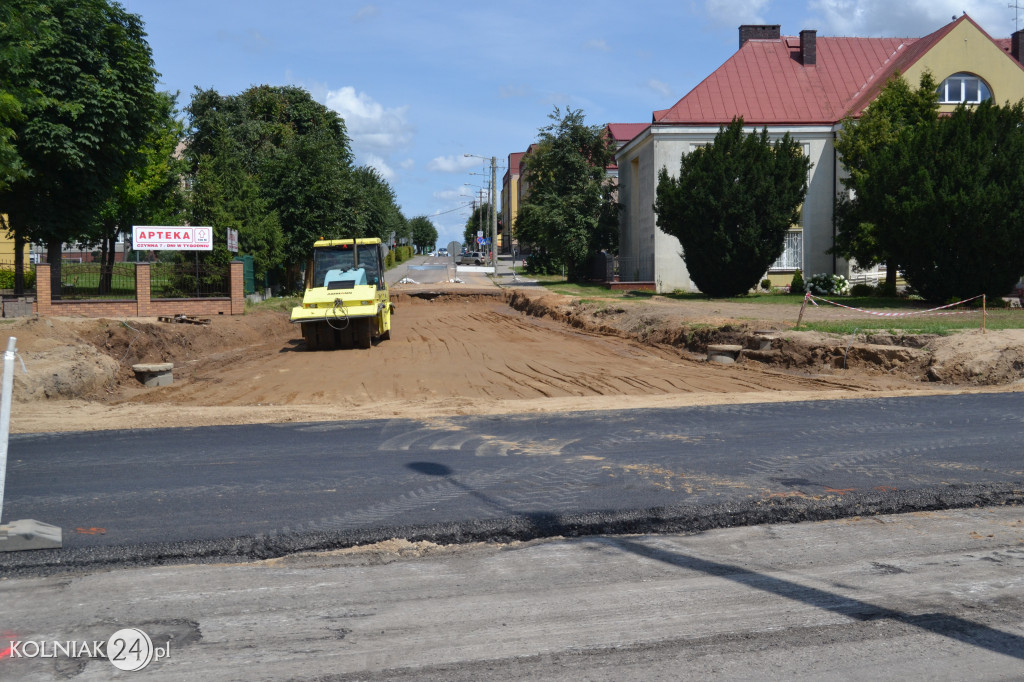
[615,15,1024,293]
[501,151,525,255]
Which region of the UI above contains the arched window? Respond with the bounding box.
[937,73,992,104]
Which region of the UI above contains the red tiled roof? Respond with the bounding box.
[655,15,1002,126]
[605,123,649,144]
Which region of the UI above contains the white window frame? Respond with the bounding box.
[937,73,992,104]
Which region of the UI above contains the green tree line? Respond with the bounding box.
[1,0,422,295]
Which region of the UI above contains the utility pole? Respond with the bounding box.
[490,156,498,267]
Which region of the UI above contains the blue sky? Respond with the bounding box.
[123,0,1014,248]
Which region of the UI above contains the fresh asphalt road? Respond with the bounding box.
[2,392,1023,573]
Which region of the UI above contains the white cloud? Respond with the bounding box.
[703,0,771,27]
[648,79,673,97]
[353,5,379,22]
[584,39,612,52]
[363,153,395,182]
[427,155,480,173]
[808,0,1008,37]
[434,188,477,202]
[500,84,532,99]
[400,158,415,170]
[325,86,413,155]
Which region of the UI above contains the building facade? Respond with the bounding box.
[616,15,1024,293]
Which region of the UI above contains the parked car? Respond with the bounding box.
[459,251,486,265]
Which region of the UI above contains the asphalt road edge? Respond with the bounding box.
[2,481,1022,577]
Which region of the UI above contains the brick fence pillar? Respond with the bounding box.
[35,263,51,316]
[230,260,244,315]
[136,262,151,317]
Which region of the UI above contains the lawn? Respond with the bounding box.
[536,279,1024,334]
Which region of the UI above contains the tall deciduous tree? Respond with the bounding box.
[96,91,187,291]
[347,166,406,245]
[833,73,939,292]
[188,135,283,284]
[0,0,159,293]
[408,215,438,253]
[186,85,355,281]
[655,117,810,298]
[881,100,1024,301]
[515,107,618,280]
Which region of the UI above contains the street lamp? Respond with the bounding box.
[464,154,498,267]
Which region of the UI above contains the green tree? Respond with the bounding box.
[515,107,618,280]
[96,91,187,291]
[0,2,54,192]
[655,117,810,297]
[186,85,354,279]
[348,166,406,245]
[464,202,492,250]
[833,73,939,292]
[880,100,1024,301]
[187,135,283,284]
[408,215,438,253]
[0,0,159,293]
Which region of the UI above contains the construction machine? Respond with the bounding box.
[290,238,393,350]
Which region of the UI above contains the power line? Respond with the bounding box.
[431,201,476,217]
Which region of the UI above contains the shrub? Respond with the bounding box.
[0,268,35,289]
[849,283,875,297]
[806,273,850,296]
[789,269,805,293]
[760,278,772,292]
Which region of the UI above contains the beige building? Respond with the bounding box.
[615,15,1024,293]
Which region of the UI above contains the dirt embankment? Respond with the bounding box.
[505,290,1024,387]
[2,289,1022,433]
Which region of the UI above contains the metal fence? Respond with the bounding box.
[769,230,803,271]
[616,254,656,282]
[151,261,230,298]
[58,262,135,300]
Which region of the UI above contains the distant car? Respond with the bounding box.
[459,251,486,265]
[438,248,449,257]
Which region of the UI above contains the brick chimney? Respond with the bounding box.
[739,24,781,49]
[800,29,817,65]
[1013,29,1024,62]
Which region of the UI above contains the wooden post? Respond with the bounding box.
[795,293,810,329]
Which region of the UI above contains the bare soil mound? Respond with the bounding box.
[3,289,1022,433]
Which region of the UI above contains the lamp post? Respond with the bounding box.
[465,154,498,267]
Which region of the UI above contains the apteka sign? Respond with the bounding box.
[133,225,213,251]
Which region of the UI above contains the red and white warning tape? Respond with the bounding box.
[804,293,984,317]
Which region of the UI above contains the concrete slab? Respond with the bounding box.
[0,519,62,551]
[132,363,174,387]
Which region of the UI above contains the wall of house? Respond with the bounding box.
[798,127,844,280]
[904,20,1024,110]
[501,171,519,253]
[0,217,29,262]
[620,124,844,294]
